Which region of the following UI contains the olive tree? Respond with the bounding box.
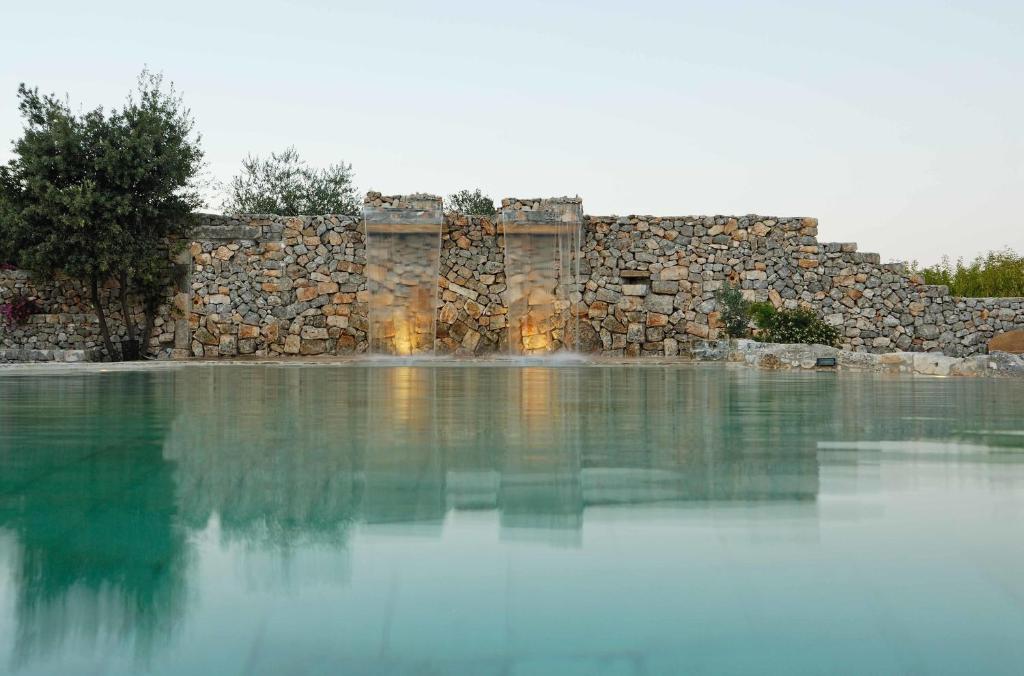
[104,71,204,352]
[222,147,359,216]
[0,71,203,359]
[445,188,496,216]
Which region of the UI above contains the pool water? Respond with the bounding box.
[0,364,1022,675]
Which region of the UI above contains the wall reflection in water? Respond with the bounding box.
[2,366,1023,671]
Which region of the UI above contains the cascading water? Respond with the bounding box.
[363,195,444,356]
[501,198,583,355]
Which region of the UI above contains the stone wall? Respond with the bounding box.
[436,213,508,355]
[2,196,1023,361]
[0,268,178,361]
[577,214,1024,357]
[363,194,444,355]
[187,213,367,358]
[501,197,584,354]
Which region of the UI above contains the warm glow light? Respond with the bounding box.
[394,319,413,356]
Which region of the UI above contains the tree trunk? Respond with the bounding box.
[89,275,116,361]
[141,306,156,358]
[118,271,137,343]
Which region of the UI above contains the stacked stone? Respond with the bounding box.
[362,193,444,354]
[188,214,366,358]
[501,198,584,354]
[435,214,508,355]
[579,214,795,356]
[1,268,178,359]
[578,214,1024,357]
[364,192,442,210]
[3,201,1023,362]
[500,196,583,215]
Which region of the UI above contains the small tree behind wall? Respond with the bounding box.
[222,147,360,217]
[445,189,496,216]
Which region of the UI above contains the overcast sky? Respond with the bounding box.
[1,0,1021,264]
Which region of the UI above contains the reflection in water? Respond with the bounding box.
[0,374,186,670]
[162,366,824,548]
[1,366,1023,673]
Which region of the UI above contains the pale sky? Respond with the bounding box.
[1,0,1021,265]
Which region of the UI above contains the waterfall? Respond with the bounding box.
[501,199,583,355]
[363,196,444,356]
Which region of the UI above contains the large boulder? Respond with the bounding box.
[988,329,1024,354]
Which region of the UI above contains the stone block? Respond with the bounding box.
[659,266,688,281]
[302,326,329,340]
[219,334,237,356]
[300,339,327,355]
[913,353,958,376]
[644,294,675,315]
[989,329,1024,354]
[317,281,339,295]
[685,322,710,339]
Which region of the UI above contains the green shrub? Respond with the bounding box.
[445,188,496,216]
[754,306,840,346]
[911,248,1024,297]
[714,283,750,338]
[748,301,777,328]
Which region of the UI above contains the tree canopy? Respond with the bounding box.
[0,69,204,358]
[445,188,496,216]
[222,147,360,216]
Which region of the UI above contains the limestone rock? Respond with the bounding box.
[989,329,1024,354]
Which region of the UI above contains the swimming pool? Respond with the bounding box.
[1,364,1022,674]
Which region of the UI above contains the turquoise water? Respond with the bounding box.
[0,364,1023,675]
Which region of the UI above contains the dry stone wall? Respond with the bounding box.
[578,214,1024,357]
[501,197,584,354]
[436,213,508,355]
[187,214,367,358]
[2,198,1023,361]
[0,269,179,361]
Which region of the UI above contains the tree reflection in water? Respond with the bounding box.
[0,372,186,670]
[21,365,1010,669]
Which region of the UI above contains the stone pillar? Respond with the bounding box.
[500,197,585,354]
[362,193,445,355]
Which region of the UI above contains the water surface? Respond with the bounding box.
[0,364,1022,674]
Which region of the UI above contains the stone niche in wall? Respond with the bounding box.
[362,193,444,355]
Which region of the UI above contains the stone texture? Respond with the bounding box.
[3,202,1023,362]
[434,213,508,355]
[578,213,1024,358]
[989,329,1024,354]
[0,269,181,359]
[721,339,1024,378]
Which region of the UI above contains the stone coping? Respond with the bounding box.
[0,348,104,363]
[3,345,1022,378]
[720,339,1024,378]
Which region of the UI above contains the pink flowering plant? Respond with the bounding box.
[0,294,38,327]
